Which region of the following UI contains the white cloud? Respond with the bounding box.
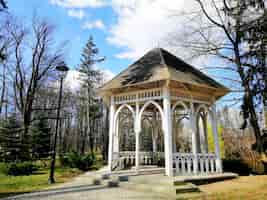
[50,0,106,8]
[67,9,86,19]
[82,20,106,30]
[64,68,114,91]
[64,70,82,91]
[107,0,203,60]
[101,68,115,83]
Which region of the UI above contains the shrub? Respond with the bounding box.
[6,162,38,176]
[223,159,251,175]
[59,151,96,171]
[0,162,8,174]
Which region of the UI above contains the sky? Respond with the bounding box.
[7,0,201,77]
[6,0,238,102]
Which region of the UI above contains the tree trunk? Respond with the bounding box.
[0,63,6,115]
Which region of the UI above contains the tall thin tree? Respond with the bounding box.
[77,36,104,153]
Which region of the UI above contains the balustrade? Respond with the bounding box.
[114,89,163,104]
[111,151,164,170]
[173,153,217,175]
[113,151,217,174]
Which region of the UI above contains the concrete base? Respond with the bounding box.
[174,173,238,185]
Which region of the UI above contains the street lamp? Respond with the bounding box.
[48,62,69,184]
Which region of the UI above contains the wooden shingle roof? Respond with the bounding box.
[100,48,229,94]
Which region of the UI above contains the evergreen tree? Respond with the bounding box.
[30,116,51,160]
[77,36,104,152]
[79,35,104,90]
[0,115,22,162]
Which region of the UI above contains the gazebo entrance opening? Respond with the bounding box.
[173,103,191,153]
[99,48,229,176]
[112,101,165,171]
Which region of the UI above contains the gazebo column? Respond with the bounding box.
[203,115,209,153]
[196,120,201,153]
[135,101,141,172]
[190,102,198,174]
[211,104,223,173]
[152,113,158,153]
[108,96,115,172]
[113,119,119,153]
[152,129,157,153]
[173,123,177,153]
[163,87,173,176]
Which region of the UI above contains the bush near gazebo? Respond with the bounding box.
[59,151,101,171]
[221,128,266,175]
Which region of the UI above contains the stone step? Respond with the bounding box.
[122,181,176,197]
[128,174,173,185]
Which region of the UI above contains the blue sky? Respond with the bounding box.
[8,0,131,76]
[7,0,208,77]
[7,0,240,106]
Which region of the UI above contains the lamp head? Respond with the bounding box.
[56,62,69,78]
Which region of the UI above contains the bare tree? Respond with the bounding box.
[0,0,7,11]
[168,0,266,153]
[3,16,65,156]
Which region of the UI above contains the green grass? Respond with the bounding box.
[0,165,83,198]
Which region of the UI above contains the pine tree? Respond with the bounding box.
[30,116,51,160]
[79,36,104,90]
[77,36,104,153]
[0,115,22,162]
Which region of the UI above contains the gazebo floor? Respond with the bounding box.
[110,166,238,185]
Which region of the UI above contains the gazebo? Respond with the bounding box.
[99,48,229,176]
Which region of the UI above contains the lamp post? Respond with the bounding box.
[48,62,69,184]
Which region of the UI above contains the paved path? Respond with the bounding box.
[5,167,174,200]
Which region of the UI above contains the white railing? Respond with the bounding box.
[111,151,164,170]
[197,153,216,174]
[113,152,217,174]
[119,151,136,166]
[173,153,217,175]
[139,152,153,165]
[173,153,194,175]
[114,88,163,104]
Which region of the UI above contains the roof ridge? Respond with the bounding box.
[158,48,171,80]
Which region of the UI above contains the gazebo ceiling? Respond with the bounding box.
[99,48,229,99]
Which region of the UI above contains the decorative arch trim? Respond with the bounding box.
[172,101,189,113]
[195,104,209,116]
[138,100,164,131]
[114,104,135,128]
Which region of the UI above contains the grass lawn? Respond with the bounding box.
[197,175,267,200]
[0,166,83,198]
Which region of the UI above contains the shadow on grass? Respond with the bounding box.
[1,184,112,200]
[31,171,47,175]
[0,192,30,199]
